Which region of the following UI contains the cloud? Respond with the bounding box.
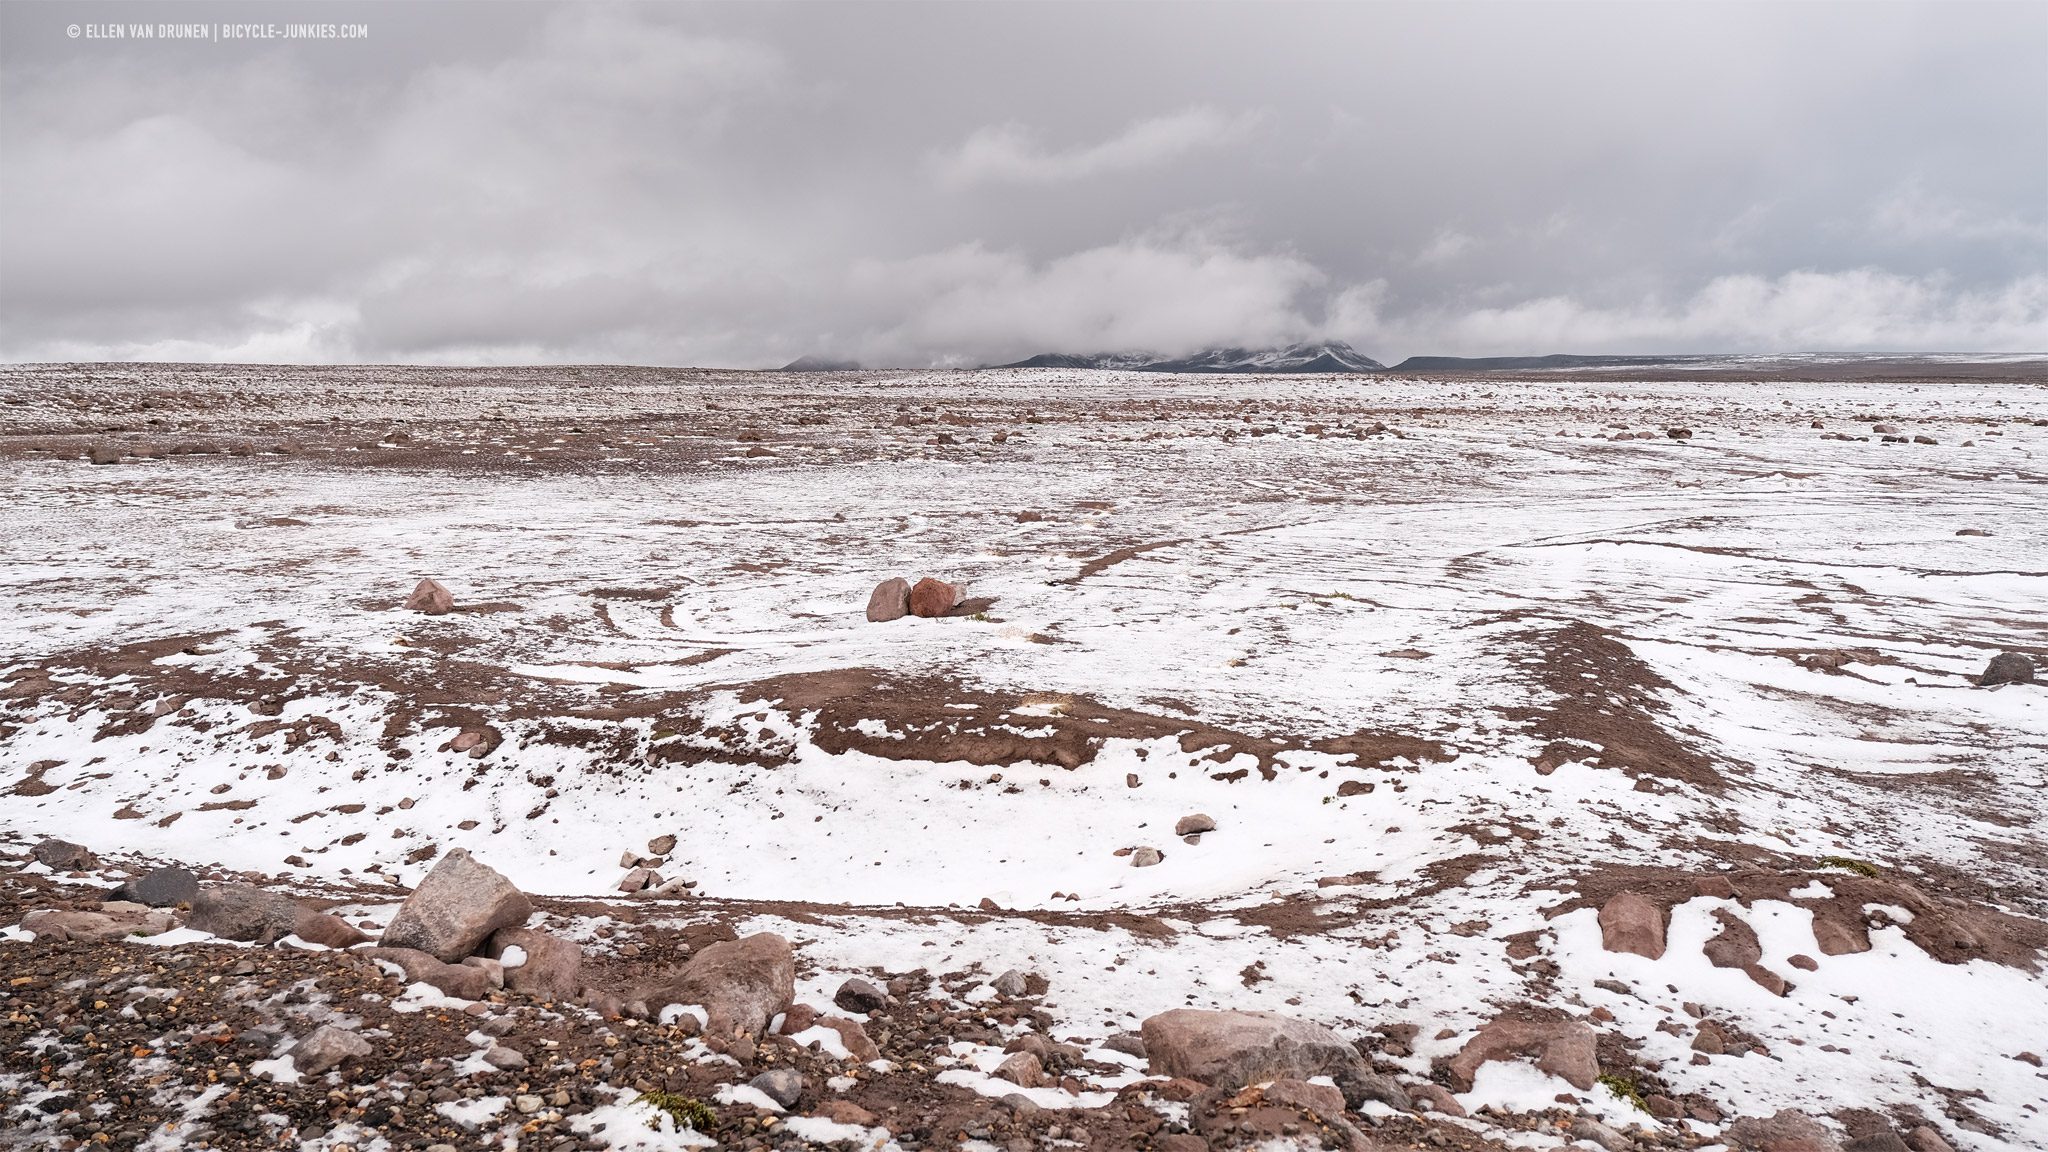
[1327,270,2048,358]
[932,106,1259,188]
[1413,228,1477,265]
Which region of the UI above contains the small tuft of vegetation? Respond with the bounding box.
[971,611,989,622]
[1816,855,1881,878]
[641,1089,715,1132]
[1597,1071,1650,1112]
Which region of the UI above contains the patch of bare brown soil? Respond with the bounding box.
[1500,617,1726,790]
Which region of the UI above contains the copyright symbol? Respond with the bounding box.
[67,24,80,38]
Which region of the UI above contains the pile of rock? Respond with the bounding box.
[615,834,695,895]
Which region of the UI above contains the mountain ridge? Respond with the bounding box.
[994,340,1385,373]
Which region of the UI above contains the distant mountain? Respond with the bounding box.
[1389,354,1714,372]
[781,355,862,372]
[996,341,1385,373]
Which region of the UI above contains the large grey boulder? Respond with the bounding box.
[647,932,794,1038]
[188,884,307,942]
[1139,1009,1357,1089]
[381,849,533,962]
[111,866,200,908]
[1977,652,2036,687]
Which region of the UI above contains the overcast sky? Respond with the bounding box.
[2,1,2044,366]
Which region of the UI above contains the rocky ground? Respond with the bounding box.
[1,360,2045,1151]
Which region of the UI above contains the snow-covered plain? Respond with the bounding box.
[2,362,2045,1146]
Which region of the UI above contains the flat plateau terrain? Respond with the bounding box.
[1,362,2044,1151]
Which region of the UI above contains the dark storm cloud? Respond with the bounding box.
[2,0,2043,365]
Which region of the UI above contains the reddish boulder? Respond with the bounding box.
[404,578,455,615]
[1598,891,1667,959]
[908,577,961,618]
[818,1016,880,1062]
[1446,1015,1599,1091]
[1703,909,1763,969]
[1260,1078,1345,1115]
[865,578,911,622]
[294,911,371,949]
[993,1051,1047,1088]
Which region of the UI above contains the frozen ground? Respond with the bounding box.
[2,361,2045,1147]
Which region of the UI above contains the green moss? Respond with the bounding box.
[1597,1072,1649,1112]
[640,1089,715,1132]
[1816,855,1881,878]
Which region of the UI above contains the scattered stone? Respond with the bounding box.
[648,833,677,856]
[1746,962,1792,996]
[481,1045,527,1070]
[649,932,794,1038]
[294,911,372,949]
[21,906,174,942]
[487,927,583,1000]
[1102,1031,1147,1059]
[865,577,912,622]
[1446,1015,1599,1091]
[1597,890,1667,959]
[404,578,455,615]
[833,976,888,1014]
[1130,846,1163,867]
[1666,427,1693,439]
[750,1068,805,1108]
[109,866,199,907]
[1725,1109,1843,1152]
[381,848,535,962]
[1140,1008,1357,1090]
[1789,953,1819,971]
[1872,423,1900,434]
[31,838,96,871]
[288,1024,371,1076]
[1174,813,1216,836]
[908,577,962,618]
[617,867,653,893]
[1573,1117,1634,1152]
[990,968,1030,997]
[1977,651,2035,687]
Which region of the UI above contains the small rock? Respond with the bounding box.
[1333,1065,1411,1111]
[992,1051,1046,1089]
[482,1045,526,1070]
[1789,953,1819,971]
[991,969,1030,997]
[1905,1128,1955,1152]
[618,867,653,893]
[648,833,677,856]
[1573,1117,1634,1152]
[487,926,582,1000]
[833,977,889,1014]
[815,1100,878,1126]
[646,932,794,1038]
[1261,1078,1344,1114]
[404,578,455,615]
[514,1094,543,1115]
[1174,813,1216,836]
[288,1024,371,1076]
[1130,846,1163,868]
[865,578,912,622]
[362,947,494,1000]
[749,1068,805,1109]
